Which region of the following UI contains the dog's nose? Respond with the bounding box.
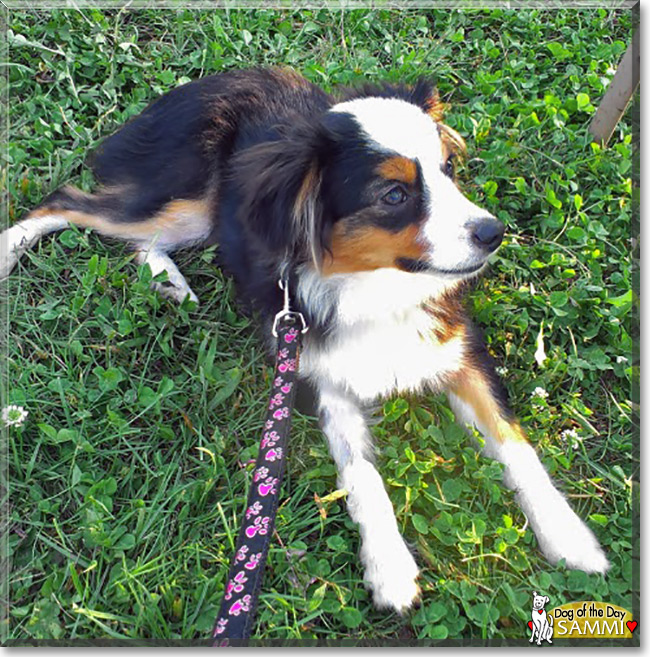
[470,217,505,253]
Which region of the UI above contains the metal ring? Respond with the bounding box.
[272,310,308,338]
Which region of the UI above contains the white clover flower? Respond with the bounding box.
[2,405,28,428]
[561,428,583,450]
[561,428,579,441]
[531,386,549,399]
[616,356,629,364]
[495,366,509,377]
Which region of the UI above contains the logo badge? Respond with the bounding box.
[528,598,636,640]
[529,591,554,645]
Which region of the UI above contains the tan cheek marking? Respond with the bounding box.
[450,370,528,444]
[322,223,425,275]
[377,156,418,185]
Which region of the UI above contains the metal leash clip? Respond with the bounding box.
[272,277,308,338]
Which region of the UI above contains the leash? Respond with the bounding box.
[211,278,307,645]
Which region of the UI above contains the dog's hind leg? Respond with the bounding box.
[445,344,610,575]
[317,381,420,613]
[1,213,69,279]
[1,185,117,279]
[2,186,211,303]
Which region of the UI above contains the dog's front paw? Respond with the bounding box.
[541,519,610,574]
[361,538,420,613]
[520,489,610,574]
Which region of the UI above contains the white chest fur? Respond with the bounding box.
[300,306,464,402]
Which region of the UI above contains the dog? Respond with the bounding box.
[529,592,554,645]
[2,67,609,613]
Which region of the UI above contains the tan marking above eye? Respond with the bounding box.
[376,156,418,185]
[322,222,425,275]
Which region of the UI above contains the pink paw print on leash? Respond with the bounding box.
[254,466,269,482]
[258,477,278,497]
[244,552,262,571]
[268,392,285,409]
[245,501,263,519]
[261,430,279,448]
[245,516,270,538]
[228,594,251,617]
[265,447,283,462]
[277,359,296,374]
[284,327,299,343]
[273,407,289,421]
[213,618,228,636]
[235,545,249,562]
[224,570,248,600]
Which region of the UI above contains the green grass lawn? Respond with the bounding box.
[2,7,638,644]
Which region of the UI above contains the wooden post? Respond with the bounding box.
[589,28,639,146]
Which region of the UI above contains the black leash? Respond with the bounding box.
[212,279,307,645]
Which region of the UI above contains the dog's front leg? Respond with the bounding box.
[317,381,420,613]
[445,364,609,575]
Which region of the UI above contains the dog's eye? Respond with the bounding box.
[382,186,408,206]
[443,154,455,179]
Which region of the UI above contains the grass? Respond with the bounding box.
[2,6,638,645]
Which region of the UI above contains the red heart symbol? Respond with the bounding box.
[626,620,637,633]
[528,621,533,630]
[538,609,544,614]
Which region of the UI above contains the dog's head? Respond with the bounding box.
[532,591,550,610]
[235,80,503,295]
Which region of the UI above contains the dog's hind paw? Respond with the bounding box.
[1,225,33,280]
[362,539,421,613]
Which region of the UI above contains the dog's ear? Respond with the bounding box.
[409,79,467,157]
[544,596,549,605]
[233,120,330,268]
[532,591,537,597]
[410,78,446,122]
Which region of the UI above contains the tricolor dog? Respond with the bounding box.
[1,68,609,612]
